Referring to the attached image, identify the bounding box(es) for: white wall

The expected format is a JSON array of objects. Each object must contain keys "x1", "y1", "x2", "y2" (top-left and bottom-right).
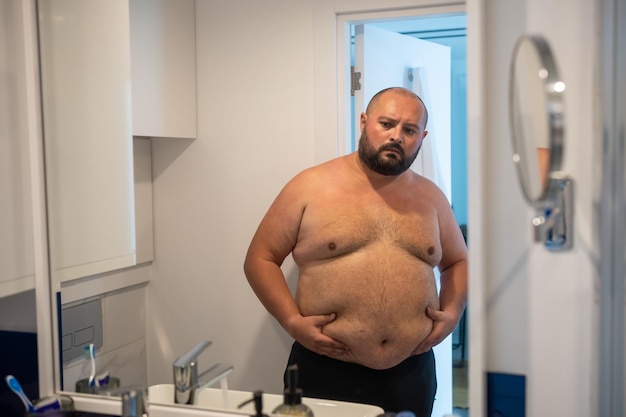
[{"x1": 147, "y1": 0, "x2": 317, "y2": 393}]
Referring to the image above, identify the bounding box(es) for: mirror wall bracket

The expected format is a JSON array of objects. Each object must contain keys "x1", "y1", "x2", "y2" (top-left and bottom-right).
[{"x1": 531, "y1": 176, "x2": 574, "y2": 250}]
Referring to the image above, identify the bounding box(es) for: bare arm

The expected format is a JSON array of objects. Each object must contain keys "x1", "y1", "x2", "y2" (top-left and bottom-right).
[
  {"x1": 243, "y1": 174, "x2": 349, "y2": 357},
  {"x1": 413, "y1": 188, "x2": 468, "y2": 354}
]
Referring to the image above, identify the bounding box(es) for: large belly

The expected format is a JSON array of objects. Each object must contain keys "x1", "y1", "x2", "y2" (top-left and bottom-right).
[{"x1": 296, "y1": 247, "x2": 440, "y2": 370}]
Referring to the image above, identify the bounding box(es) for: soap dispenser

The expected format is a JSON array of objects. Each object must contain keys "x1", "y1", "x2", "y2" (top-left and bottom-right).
[
  {"x1": 238, "y1": 390, "x2": 269, "y2": 417},
  {"x1": 272, "y1": 364, "x2": 314, "y2": 417}
]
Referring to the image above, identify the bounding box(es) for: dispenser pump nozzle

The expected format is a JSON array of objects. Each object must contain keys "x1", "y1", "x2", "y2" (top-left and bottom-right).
[
  {"x1": 237, "y1": 390, "x2": 269, "y2": 417},
  {"x1": 284, "y1": 364, "x2": 303, "y2": 405},
  {"x1": 273, "y1": 364, "x2": 314, "y2": 417}
]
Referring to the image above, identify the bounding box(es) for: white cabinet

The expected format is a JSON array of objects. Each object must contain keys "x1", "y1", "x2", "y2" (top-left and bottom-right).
[
  {"x1": 38, "y1": 0, "x2": 136, "y2": 284},
  {"x1": 130, "y1": 0, "x2": 197, "y2": 139},
  {"x1": 0, "y1": 0, "x2": 35, "y2": 297}
]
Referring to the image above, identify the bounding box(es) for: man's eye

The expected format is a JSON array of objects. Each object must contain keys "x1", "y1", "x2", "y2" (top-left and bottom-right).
[
  {"x1": 404, "y1": 128, "x2": 417, "y2": 135},
  {"x1": 381, "y1": 122, "x2": 392, "y2": 128}
]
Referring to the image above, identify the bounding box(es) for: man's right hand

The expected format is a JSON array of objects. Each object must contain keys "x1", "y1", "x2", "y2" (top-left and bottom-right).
[{"x1": 286, "y1": 312, "x2": 351, "y2": 357}]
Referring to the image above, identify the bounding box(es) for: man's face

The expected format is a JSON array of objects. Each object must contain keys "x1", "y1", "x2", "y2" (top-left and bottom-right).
[{"x1": 358, "y1": 92, "x2": 428, "y2": 176}]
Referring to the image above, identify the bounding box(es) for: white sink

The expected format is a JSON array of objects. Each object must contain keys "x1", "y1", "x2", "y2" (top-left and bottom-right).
[
  {"x1": 148, "y1": 384, "x2": 383, "y2": 417},
  {"x1": 148, "y1": 384, "x2": 177, "y2": 405}
]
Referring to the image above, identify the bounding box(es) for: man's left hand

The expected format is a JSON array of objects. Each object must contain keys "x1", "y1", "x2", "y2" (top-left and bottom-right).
[{"x1": 411, "y1": 306, "x2": 459, "y2": 355}]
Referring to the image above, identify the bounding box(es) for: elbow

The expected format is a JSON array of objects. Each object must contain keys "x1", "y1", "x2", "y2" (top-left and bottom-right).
[{"x1": 243, "y1": 250, "x2": 255, "y2": 280}]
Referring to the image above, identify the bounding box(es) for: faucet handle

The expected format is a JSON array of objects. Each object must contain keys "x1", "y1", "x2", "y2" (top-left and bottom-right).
[
  {"x1": 173, "y1": 340, "x2": 212, "y2": 404},
  {"x1": 173, "y1": 340, "x2": 212, "y2": 369}
]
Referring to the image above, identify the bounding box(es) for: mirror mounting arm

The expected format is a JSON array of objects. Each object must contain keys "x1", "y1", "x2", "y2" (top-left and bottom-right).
[{"x1": 532, "y1": 176, "x2": 574, "y2": 250}]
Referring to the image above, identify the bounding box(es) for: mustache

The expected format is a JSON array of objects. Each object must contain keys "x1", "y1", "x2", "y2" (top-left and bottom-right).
[{"x1": 379, "y1": 143, "x2": 404, "y2": 156}]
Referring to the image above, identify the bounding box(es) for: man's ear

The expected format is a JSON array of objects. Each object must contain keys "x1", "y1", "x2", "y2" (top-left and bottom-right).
[{"x1": 359, "y1": 112, "x2": 367, "y2": 131}]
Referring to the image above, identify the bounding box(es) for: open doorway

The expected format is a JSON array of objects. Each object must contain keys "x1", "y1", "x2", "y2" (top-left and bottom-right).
[{"x1": 340, "y1": 12, "x2": 468, "y2": 417}]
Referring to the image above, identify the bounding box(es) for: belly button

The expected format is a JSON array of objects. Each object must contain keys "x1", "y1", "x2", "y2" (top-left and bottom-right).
[{"x1": 380, "y1": 339, "x2": 388, "y2": 346}]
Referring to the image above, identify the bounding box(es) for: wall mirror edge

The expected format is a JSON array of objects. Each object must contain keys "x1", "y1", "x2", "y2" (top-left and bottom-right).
[{"x1": 12, "y1": 0, "x2": 483, "y2": 415}]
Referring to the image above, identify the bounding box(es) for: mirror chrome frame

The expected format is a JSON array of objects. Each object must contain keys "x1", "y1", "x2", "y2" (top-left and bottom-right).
[{"x1": 509, "y1": 34, "x2": 574, "y2": 251}]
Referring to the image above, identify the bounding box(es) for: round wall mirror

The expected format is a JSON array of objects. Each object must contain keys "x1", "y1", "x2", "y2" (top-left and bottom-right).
[{"x1": 509, "y1": 35, "x2": 565, "y2": 206}]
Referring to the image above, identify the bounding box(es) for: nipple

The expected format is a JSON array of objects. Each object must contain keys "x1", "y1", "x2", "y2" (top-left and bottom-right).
[
  {"x1": 427, "y1": 246, "x2": 435, "y2": 256},
  {"x1": 328, "y1": 242, "x2": 336, "y2": 250}
]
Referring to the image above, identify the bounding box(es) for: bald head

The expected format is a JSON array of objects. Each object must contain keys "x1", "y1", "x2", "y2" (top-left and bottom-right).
[{"x1": 365, "y1": 87, "x2": 429, "y2": 128}]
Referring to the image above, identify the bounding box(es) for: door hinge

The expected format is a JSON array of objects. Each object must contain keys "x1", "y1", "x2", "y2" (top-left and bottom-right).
[{"x1": 351, "y1": 66, "x2": 361, "y2": 96}]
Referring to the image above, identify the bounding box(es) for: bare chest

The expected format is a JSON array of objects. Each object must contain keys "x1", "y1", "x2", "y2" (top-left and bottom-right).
[{"x1": 293, "y1": 191, "x2": 442, "y2": 267}]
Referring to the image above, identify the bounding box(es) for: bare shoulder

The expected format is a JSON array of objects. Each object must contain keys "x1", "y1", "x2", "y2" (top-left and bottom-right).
[
  {"x1": 282, "y1": 156, "x2": 352, "y2": 194},
  {"x1": 259, "y1": 157, "x2": 348, "y2": 227},
  {"x1": 406, "y1": 171, "x2": 451, "y2": 209},
  {"x1": 299, "y1": 155, "x2": 351, "y2": 178}
]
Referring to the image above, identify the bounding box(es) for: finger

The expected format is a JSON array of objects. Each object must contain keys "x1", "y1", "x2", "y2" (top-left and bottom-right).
[
  {"x1": 321, "y1": 344, "x2": 352, "y2": 358},
  {"x1": 315, "y1": 312, "x2": 337, "y2": 326},
  {"x1": 412, "y1": 342, "x2": 430, "y2": 355},
  {"x1": 317, "y1": 335, "x2": 350, "y2": 351},
  {"x1": 316, "y1": 329, "x2": 350, "y2": 349},
  {"x1": 312, "y1": 341, "x2": 348, "y2": 357},
  {"x1": 320, "y1": 346, "x2": 350, "y2": 356},
  {"x1": 426, "y1": 307, "x2": 444, "y2": 321},
  {"x1": 414, "y1": 329, "x2": 444, "y2": 354}
]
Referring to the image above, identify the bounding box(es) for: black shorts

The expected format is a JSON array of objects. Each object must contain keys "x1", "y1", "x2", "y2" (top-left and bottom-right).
[{"x1": 285, "y1": 342, "x2": 437, "y2": 417}]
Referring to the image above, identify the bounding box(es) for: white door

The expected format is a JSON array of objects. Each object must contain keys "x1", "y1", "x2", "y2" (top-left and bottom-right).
[{"x1": 353, "y1": 24, "x2": 454, "y2": 417}]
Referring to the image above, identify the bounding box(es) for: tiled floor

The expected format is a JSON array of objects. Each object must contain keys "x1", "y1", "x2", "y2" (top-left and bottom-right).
[
  {"x1": 452, "y1": 361, "x2": 469, "y2": 416},
  {"x1": 451, "y1": 407, "x2": 469, "y2": 417}
]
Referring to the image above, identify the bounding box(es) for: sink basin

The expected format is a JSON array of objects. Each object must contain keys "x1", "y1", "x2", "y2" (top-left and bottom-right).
[{"x1": 148, "y1": 384, "x2": 384, "y2": 417}]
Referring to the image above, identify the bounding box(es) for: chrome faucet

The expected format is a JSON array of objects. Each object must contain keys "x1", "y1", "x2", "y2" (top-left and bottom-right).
[{"x1": 173, "y1": 340, "x2": 234, "y2": 405}]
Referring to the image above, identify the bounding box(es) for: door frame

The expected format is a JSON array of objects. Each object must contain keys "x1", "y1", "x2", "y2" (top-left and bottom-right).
[{"x1": 599, "y1": 0, "x2": 626, "y2": 415}]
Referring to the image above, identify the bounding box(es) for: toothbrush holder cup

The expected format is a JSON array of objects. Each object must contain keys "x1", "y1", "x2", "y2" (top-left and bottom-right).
[
  {"x1": 25, "y1": 394, "x2": 74, "y2": 416},
  {"x1": 75, "y1": 376, "x2": 120, "y2": 394}
]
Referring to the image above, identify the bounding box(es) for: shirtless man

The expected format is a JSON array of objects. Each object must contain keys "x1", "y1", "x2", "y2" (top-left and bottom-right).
[{"x1": 244, "y1": 87, "x2": 468, "y2": 416}]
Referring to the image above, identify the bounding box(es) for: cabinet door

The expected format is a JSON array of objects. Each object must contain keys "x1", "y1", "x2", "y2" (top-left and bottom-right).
[
  {"x1": 38, "y1": 0, "x2": 136, "y2": 283},
  {"x1": 130, "y1": 0, "x2": 197, "y2": 139},
  {"x1": 0, "y1": 0, "x2": 35, "y2": 297}
]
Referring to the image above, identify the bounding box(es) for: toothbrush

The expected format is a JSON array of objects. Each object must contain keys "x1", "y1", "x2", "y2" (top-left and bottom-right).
[
  {"x1": 95, "y1": 370, "x2": 110, "y2": 387},
  {"x1": 33, "y1": 396, "x2": 62, "y2": 412},
  {"x1": 5, "y1": 375, "x2": 36, "y2": 413},
  {"x1": 84, "y1": 343, "x2": 96, "y2": 387}
]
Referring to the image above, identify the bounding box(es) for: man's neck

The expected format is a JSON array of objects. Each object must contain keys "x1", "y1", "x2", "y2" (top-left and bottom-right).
[{"x1": 349, "y1": 152, "x2": 406, "y2": 189}]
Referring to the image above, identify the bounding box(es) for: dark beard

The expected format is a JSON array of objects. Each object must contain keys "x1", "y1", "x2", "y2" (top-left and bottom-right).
[{"x1": 357, "y1": 130, "x2": 420, "y2": 176}]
